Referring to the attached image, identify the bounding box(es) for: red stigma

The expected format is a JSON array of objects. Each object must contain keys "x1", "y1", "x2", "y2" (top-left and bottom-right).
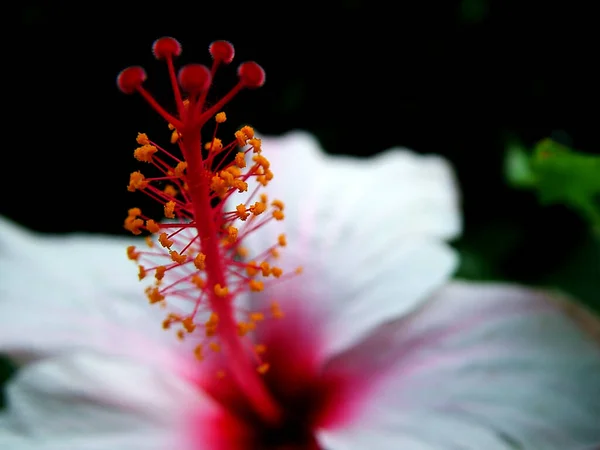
[
  {"x1": 178, "y1": 64, "x2": 212, "y2": 94},
  {"x1": 116, "y1": 66, "x2": 147, "y2": 94},
  {"x1": 210, "y1": 40, "x2": 235, "y2": 64},
  {"x1": 152, "y1": 36, "x2": 182, "y2": 60},
  {"x1": 238, "y1": 62, "x2": 266, "y2": 88}
]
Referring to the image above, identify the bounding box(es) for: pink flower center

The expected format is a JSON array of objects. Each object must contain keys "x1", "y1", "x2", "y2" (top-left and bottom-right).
[{"x1": 194, "y1": 306, "x2": 355, "y2": 450}]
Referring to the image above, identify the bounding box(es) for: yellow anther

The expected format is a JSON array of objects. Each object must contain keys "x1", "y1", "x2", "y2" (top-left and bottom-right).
[
  {"x1": 138, "y1": 265, "x2": 147, "y2": 280},
  {"x1": 128, "y1": 207, "x2": 142, "y2": 216},
  {"x1": 271, "y1": 267, "x2": 283, "y2": 278},
  {"x1": 233, "y1": 179, "x2": 248, "y2": 193},
  {"x1": 270, "y1": 301, "x2": 284, "y2": 319},
  {"x1": 250, "y1": 312, "x2": 265, "y2": 322},
  {"x1": 158, "y1": 232, "x2": 174, "y2": 249},
  {"x1": 278, "y1": 234, "x2": 287, "y2": 247},
  {"x1": 155, "y1": 266, "x2": 167, "y2": 281},
  {"x1": 124, "y1": 215, "x2": 144, "y2": 235},
  {"x1": 252, "y1": 154, "x2": 270, "y2": 169},
  {"x1": 194, "y1": 344, "x2": 204, "y2": 361},
  {"x1": 249, "y1": 138, "x2": 262, "y2": 152},
  {"x1": 226, "y1": 166, "x2": 242, "y2": 177},
  {"x1": 206, "y1": 313, "x2": 219, "y2": 327},
  {"x1": 210, "y1": 176, "x2": 228, "y2": 197},
  {"x1": 246, "y1": 261, "x2": 259, "y2": 277},
  {"x1": 250, "y1": 201, "x2": 266, "y2": 216},
  {"x1": 236, "y1": 246, "x2": 249, "y2": 258},
  {"x1": 170, "y1": 130, "x2": 180, "y2": 143},
  {"x1": 205, "y1": 138, "x2": 223, "y2": 152},
  {"x1": 194, "y1": 253, "x2": 206, "y2": 270},
  {"x1": 146, "y1": 287, "x2": 164, "y2": 304},
  {"x1": 271, "y1": 248, "x2": 280, "y2": 258},
  {"x1": 272, "y1": 200, "x2": 285, "y2": 211},
  {"x1": 205, "y1": 317, "x2": 218, "y2": 337},
  {"x1": 260, "y1": 261, "x2": 271, "y2": 276},
  {"x1": 236, "y1": 204, "x2": 250, "y2": 221},
  {"x1": 214, "y1": 284, "x2": 229, "y2": 297},
  {"x1": 136, "y1": 133, "x2": 150, "y2": 145},
  {"x1": 174, "y1": 162, "x2": 187, "y2": 177},
  {"x1": 169, "y1": 250, "x2": 187, "y2": 264},
  {"x1": 164, "y1": 201, "x2": 176, "y2": 219},
  {"x1": 127, "y1": 245, "x2": 139, "y2": 261},
  {"x1": 237, "y1": 323, "x2": 249, "y2": 336},
  {"x1": 162, "y1": 313, "x2": 180, "y2": 330},
  {"x1": 145, "y1": 236, "x2": 154, "y2": 248},
  {"x1": 257, "y1": 363, "x2": 270, "y2": 374},
  {"x1": 295, "y1": 266, "x2": 304, "y2": 274},
  {"x1": 273, "y1": 210, "x2": 285, "y2": 221},
  {"x1": 177, "y1": 330, "x2": 185, "y2": 341},
  {"x1": 182, "y1": 317, "x2": 196, "y2": 333},
  {"x1": 237, "y1": 321, "x2": 255, "y2": 336},
  {"x1": 254, "y1": 344, "x2": 267, "y2": 354},
  {"x1": 257, "y1": 175, "x2": 268, "y2": 187},
  {"x1": 220, "y1": 170, "x2": 234, "y2": 186},
  {"x1": 134, "y1": 144, "x2": 157, "y2": 162},
  {"x1": 235, "y1": 152, "x2": 246, "y2": 168},
  {"x1": 215, "y1": 112, "x2": 227, "y2": 123},
  {"x1": 163, "y1": 185, "x2": 178, "y2": 197},
  {"x1": 146, "y1": 219, "x2": 160, "y2": 233},
  {"x1": 191, "y1": 275, "x2": 205, "y2": 288},
  {"x1": 128, "y1": 171, "x2": 148, "y2": 192},
  {"x1": 241, "y1": 125, "x2": 255, "y2": 139},
  {"x1": 249, "y1": 280, "x2": 264, "y2": 292},
  {"x1": 210, "y1": 174, "x2": 224, "y2": 187},
  {"x1": 235, "y1": 129, "x2": 248, "y2": 147},
  {"x1": 227, "y1": 226, "x2": 238, "y2": 243},
  {"x1": 209, "y1": 342, "x2": 221, "y2": 352}
]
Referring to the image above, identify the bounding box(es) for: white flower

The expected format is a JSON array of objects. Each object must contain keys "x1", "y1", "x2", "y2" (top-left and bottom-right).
[{"x1": 1, "y1": 132, "x2": 599, "y2": 450}]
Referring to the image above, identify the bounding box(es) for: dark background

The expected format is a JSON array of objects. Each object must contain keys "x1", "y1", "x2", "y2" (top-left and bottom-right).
[{"x1": 4, "y1": 2, "x2": 599, "y2": 307}]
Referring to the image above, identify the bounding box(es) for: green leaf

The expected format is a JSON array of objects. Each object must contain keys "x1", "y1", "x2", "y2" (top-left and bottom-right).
[
  {"x1": 505, "y1": 142, "x2": 537, "y2": 188},
  {"x1": 505, "y1": 139, "x2": 600, "y2": 235}
]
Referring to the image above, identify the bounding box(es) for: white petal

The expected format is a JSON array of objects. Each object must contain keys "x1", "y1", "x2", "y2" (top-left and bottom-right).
[
  {"x1": 0, "y1": 216, "x2": 141, "y2": 294},
  {"x1": 319, "y1": 427, "x2": 441, "y2": 450},
  {"x1": 0, "y1": 217, "x2": 181, "y2": 365},
  {"x1": 251, "y1": 238, "x2": 457, "y2": 357},
  {"x1": 232, "y1": 132, "x2": 459, "y2": 355},
  {"x1": 236, "y1": 131, "x2": 461, "y2": 241},
  {"x1": 0, "y1": 351, "x2": 217, "y2": 450},
  {"x1": 325, "y1": 281, "x2": 600, "y2": 449}
]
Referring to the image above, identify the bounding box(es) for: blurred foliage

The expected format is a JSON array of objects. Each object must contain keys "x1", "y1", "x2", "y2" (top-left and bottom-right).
[
  {"x1": 506, "y1": 139, "x2": 600, "y2": 236},
  {"x1": 454, "y1": 138, "x2": 600, "y2": 313},
  {"x1": 459, "y1": 0, "x2": 489, "y2": 23},
  {"x1": 498, "y1": 138, "x2": 600, "y2": 312},
  {"x1": 456, "y1": 226, "x2": 600, "y2": 313}
]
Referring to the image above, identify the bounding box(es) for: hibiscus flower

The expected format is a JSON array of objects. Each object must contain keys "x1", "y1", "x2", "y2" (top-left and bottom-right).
[
  {"x1": 1, "y1": 129, "x2": 599, "y2": 449},
  {"x1": 1, "y1": 38, "x2": 599, "y2": 450}
]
